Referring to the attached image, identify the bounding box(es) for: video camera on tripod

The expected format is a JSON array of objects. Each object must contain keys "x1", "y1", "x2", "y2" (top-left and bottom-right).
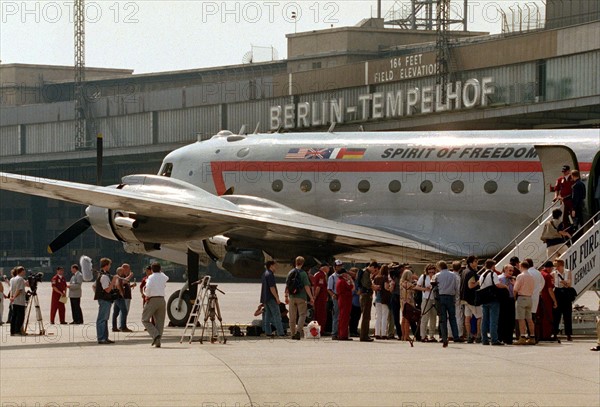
[{"x1": 26, "y1": 272, "x2": 43, "y2": 296}]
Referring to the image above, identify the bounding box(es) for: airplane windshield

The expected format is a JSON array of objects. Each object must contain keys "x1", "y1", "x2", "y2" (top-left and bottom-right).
[{"x1": 159, "y1": 163, "x2": 173, "y2": 177}]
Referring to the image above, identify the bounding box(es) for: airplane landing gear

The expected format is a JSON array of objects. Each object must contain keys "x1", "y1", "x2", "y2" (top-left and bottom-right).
[
  {"x1": 167, "y1": 249, "x2": 200, "y2": 327},
  {"x1": 167, "y1": 288, "x2": 191, "y2": 327}
]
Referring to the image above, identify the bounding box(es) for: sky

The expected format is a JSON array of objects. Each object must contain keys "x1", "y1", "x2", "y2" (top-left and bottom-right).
[{"x1": 1, "y1": 1, "x2": 546, "y2": 74}]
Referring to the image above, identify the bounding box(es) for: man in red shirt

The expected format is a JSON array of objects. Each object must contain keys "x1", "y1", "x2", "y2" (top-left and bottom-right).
[
  {"x1": 50, "y1": 266, "x2": 67, "y2": 324},
  {"x1": 312, "y1": 264, "x2": 329, "y2": 331},
  {"x1": 552, "y1": 165, "x2": 574, "y2": 225}
]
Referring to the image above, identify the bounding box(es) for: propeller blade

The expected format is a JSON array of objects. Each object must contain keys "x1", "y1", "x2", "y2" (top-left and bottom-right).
[{"x1": 48, "y1": 217, "x2": 91, "y2": 253}]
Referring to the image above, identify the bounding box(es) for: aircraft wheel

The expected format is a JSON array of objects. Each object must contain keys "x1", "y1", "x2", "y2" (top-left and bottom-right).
[{"x1": 167, "y1": 290, "x2": 191, "y2": 327}]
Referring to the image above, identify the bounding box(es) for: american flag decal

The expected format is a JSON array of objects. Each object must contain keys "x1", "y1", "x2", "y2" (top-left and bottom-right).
[{"x1": 285, "y1": 148, "x2": 309, "y2": 159}]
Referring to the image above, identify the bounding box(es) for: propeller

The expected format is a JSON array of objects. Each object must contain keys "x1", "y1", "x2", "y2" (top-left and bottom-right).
[{"x1": 47, "y1": 216, "x2": 91, "y2": 254}]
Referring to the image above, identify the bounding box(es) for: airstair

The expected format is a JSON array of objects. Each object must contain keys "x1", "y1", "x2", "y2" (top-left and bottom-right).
[
  {"x1": 496, "y1": 210, "x2": 599, "y2": 300},
  {"x1": 496, "y1": 210, "x2": 600, "y2": 334},
  {"x1": 494, "y1": 201, "x2": 561, "y2": 269}
]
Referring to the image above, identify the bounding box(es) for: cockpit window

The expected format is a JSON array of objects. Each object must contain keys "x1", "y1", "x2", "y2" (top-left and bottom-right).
[{"x1": 160, "y1": 163, "x2": 173, "y2": 177}]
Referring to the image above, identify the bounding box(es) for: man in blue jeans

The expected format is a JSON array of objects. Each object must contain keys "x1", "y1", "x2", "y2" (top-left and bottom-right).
[
  {"x1": 260, "y1": 260, "x2": 284, "y2": 337},
  {"x1": 477, "y1": 259, "x2": 508, "y2": 346},
  {"x1": 94, "y1": 258, "x2": 116, "y2": 344},
  {"x1": 432, "y1": 260, "x2": 463, "y2": 348}
]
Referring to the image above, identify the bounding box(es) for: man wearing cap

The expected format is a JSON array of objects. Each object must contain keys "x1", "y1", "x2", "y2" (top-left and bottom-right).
[
  {"x1": 142, "y1": 262, "x2": 169, "y2": 347},
  {"x1": 312, "y1": 263, "x2": 329, "y2": 332},
  {"x1": 50, "y1": 266, "x2": 67, "y2": 324},
  {"x1": 552, "y1": 165, "x2": 574, "y2": 226},
  {"x1": 327, "y1": 260, "x2": 343, "y2": 339}
]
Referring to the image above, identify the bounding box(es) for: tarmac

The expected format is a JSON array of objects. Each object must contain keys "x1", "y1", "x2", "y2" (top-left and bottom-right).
[{"x1": 1, "y1": 283, "x2": 599, "y2": 407}]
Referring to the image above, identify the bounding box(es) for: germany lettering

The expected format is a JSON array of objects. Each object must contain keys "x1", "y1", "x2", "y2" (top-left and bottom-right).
[{"x1": 568, "y1": 230, "x2": 599, "y2": 286}]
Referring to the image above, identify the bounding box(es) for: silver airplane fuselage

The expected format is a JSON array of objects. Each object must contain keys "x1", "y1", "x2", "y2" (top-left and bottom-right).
[{"x1": 160, "y1": 129, "x2": 598, "y2": 258}]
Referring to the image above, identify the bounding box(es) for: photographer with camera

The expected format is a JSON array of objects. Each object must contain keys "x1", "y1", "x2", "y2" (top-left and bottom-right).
[
  {"x1": 9, "y1": 266, "x2": 27, "y2": 336},
  {"x1": 94, "y1": 258, "x2": 117, "y2": 344}
]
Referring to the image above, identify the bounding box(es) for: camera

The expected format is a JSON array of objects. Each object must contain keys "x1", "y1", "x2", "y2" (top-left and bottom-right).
[
  {"x1": 430, "y1": 280, "x2": 439, "y2": 287},
  {"x1": 27, "y1": 272, "x2": 43, "y2": 294}
]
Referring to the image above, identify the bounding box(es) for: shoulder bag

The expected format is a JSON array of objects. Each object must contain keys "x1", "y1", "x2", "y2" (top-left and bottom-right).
[{"x1": 475, "y1": 271, "x2": 498, "y2": 305}]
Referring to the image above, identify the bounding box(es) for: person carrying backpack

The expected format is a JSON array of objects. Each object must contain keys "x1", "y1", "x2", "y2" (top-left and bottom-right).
[{"x1": 284, "y1": 256, "x2": 314, "y2": 340}]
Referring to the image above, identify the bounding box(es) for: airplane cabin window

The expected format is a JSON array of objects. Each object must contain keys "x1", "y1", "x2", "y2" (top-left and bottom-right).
[
  {"x1": 358, "y1": 180, "x2": 370, "y2": 193},
  {"x1": 160, "y1": 163, "x2": 173, "y2": 177},
  {"x1": 420, "y1": 180, "x2": 433, "y2": 193},
  {"x1": 451, "y1": 180, "x2": 465, "y2": 194},
  {"x1": 518, "y1": 180, "x2": 531, "y2": 194},
  {"x1": 389, "y1": 180, "x2": 401, "y2": 193},
  {"x1": 272, "y1": 180, "x2": 283, "y2": 192},
  {"x1": 237, "y1": 148, "x2": 250, "y2": 158},
  {"x1": 484, "y1": 180, "x2": 498, "y2": 194},
  {"x1": 329, "y1": 180, "x2": 341, "y2": 192},
  {"x1": 300, "y1": 180, "x2": 312, "y2": 192}
]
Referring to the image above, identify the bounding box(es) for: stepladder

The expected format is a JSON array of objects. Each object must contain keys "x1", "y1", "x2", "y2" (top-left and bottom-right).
[{"x1": 180, "y1": 276, "x2": 211, "y2": 344}]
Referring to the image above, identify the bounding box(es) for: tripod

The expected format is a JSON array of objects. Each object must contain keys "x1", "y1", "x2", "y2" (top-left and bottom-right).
[
  {"x1": 24, "y1": 291, "x2": 46, "y2": 335},
  {"x1": 199, "y1": 284, "x2": 227, "y2": 344}
]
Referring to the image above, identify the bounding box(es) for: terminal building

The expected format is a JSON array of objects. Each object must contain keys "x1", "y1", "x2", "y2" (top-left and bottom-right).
[{"x1": 1, "y1": 1, "x2": 599, "y2": 274}]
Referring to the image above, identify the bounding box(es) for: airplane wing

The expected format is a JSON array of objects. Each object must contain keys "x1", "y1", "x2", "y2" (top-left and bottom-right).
[{"x1": 0, "y1": 172, "x2": 443, "y2": 262}]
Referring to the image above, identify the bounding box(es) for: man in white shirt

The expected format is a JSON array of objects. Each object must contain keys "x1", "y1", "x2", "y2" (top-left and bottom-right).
[
  {"x1": 10, "y1": 266, "x2": 27, "y2": 336},
  {"x1": 526, "y1": 259, "x2": 545, "y2": 319},
  {"x1": 416, "y1": 264, "x2": 436, "y2": 342},
  {"x1": 142, "y1": 262, "x2": 169, "y2": 348}
]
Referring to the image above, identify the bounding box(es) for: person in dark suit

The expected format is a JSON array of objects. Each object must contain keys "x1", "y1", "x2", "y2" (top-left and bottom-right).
[{"x1": 570, "y1": 170, "x2": 586, "y2": 231}]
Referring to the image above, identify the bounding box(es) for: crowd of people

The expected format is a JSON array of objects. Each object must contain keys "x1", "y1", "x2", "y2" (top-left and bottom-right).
[
  {"x1": 2, "y1": 253, "x2": 598, "y2": 350},
  {"x1": 258, "y1": 254, "x2": 599, "y2": 349},
  {"x1": 1, "y1": 259, "x2": 165, "y2": 347}
]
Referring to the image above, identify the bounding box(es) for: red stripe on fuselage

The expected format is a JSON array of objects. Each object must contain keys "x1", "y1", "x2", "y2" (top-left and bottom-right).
[{"x1": 210, "y1": 160, "x2": 544, "y2": 196}]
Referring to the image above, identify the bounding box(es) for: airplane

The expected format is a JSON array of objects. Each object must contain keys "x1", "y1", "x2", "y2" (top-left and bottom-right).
[{"x1": 1, "y1": 129, "x2": 598, "y2": 325}]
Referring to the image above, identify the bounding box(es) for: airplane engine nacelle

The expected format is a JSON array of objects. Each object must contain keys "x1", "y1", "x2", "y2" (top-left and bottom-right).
[{"x1": 221, "y1": 248, "x2": 265, "y2": 279}]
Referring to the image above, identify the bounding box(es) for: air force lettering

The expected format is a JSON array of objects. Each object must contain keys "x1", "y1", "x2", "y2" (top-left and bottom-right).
[{"x1": 564, "y1": 223, "x2": 599, "y2": 298}]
